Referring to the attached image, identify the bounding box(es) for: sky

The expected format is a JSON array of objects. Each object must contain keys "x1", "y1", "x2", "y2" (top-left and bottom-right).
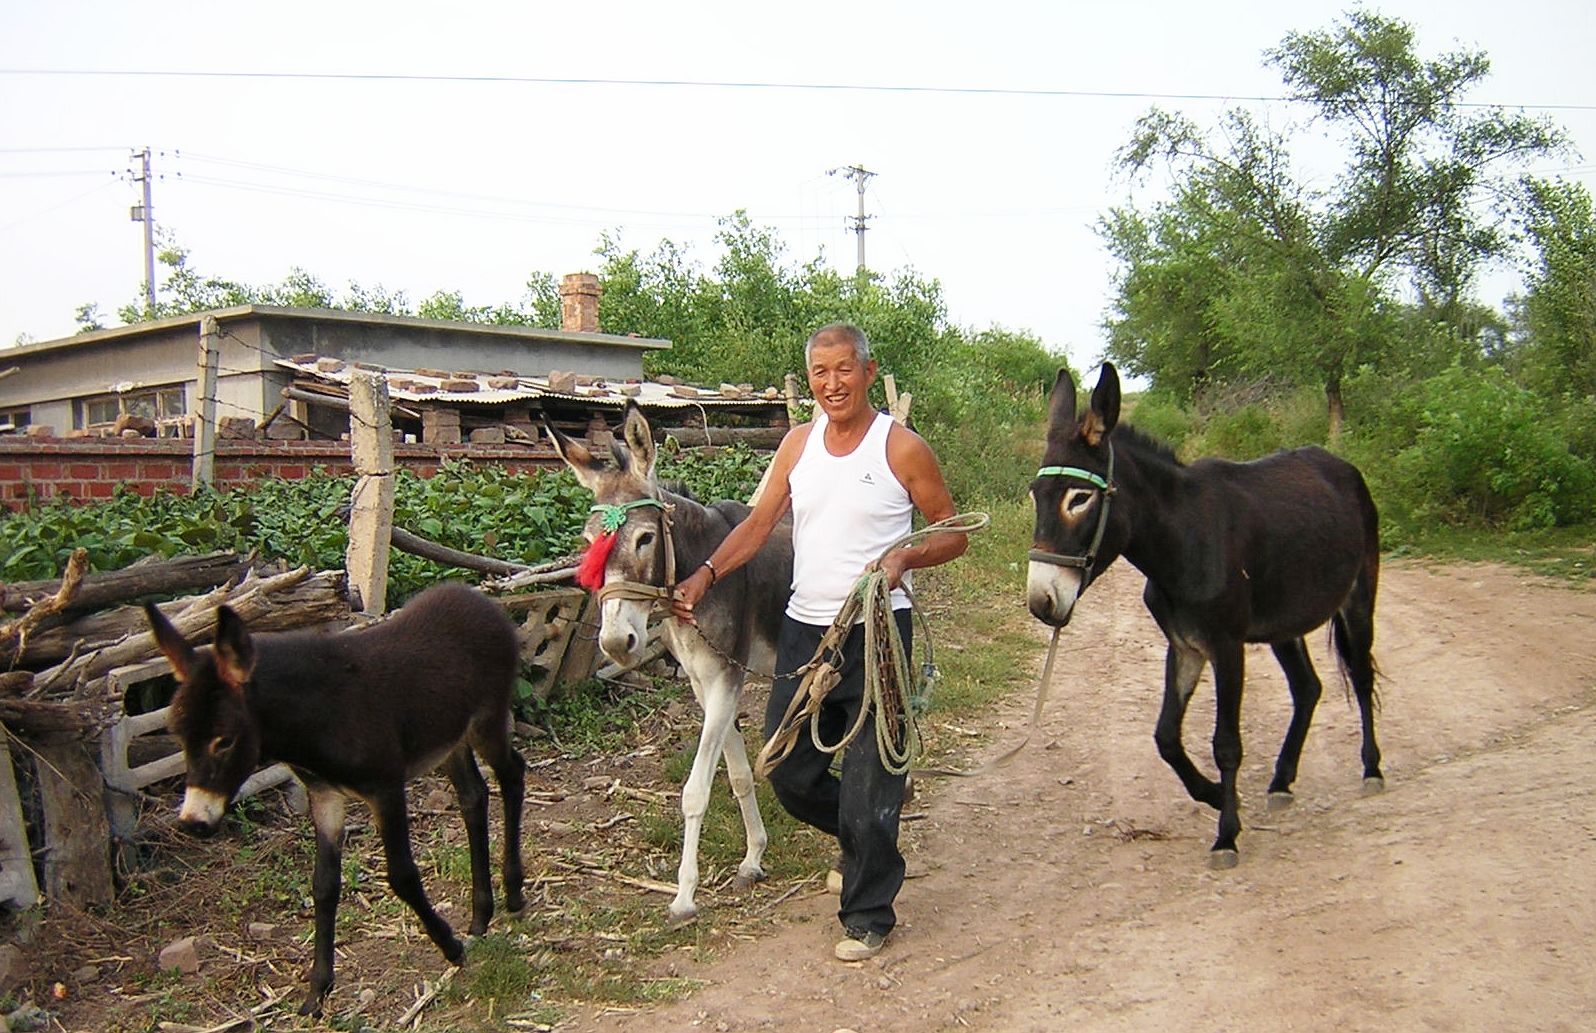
[{"x1": 1, "y1": 1, "x2": 1592, "y2": 382}]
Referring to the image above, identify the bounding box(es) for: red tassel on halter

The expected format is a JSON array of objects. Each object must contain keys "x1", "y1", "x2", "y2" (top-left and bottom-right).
[{"x1": 576, "y1": 531, "x2": 617, "y2": 591}]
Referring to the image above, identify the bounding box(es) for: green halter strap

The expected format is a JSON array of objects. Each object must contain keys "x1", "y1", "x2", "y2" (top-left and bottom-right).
[
  {"x1": 591, "y1": 497, "x2": 666, "y2": 534},
  {"x1": 1029, "y1": 443, "x2": 1116, "y2": 585}
]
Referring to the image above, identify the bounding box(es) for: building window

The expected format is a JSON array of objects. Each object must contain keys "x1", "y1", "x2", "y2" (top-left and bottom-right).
[
  {"x1": 75, "y1": 385, "x2": 188, "y2": 435},
  {"x1": 0, "y1": 407, "x2": 29, "y2": 433}
]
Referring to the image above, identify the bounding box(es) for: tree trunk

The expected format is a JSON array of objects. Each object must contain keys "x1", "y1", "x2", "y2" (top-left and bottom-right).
[{"x1": 1326, "y1": 378, "x2": 1346, "y2": 442}]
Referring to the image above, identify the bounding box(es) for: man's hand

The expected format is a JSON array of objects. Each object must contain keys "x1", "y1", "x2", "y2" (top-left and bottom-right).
[
  {"x1": 876, "y1": 548, "x2": 911, "y2": 591},
  {"x1": 671, "y1": 566, "x2": 713, "y2": 624}
]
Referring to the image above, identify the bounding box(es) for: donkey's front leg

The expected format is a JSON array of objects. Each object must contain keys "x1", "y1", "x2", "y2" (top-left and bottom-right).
[
  {"x1": 719, "y1": 682, "x2": 768, "y2": 891},
  {"x1": 370, "y1": 787, "x2": 465, "y2": 963},
  {"x1": 302, "y1": 781, "x2": 347, "y2": 1017},
  {"x1": 670, "y1": 675, "x2": 740, "y2": 923},
  {"x1": 1208, "y1": 643, "x2": 1247, "y2": 869},
  {"x1": 1153, "y1": 640, "x2": 1221, "y2": 809}
]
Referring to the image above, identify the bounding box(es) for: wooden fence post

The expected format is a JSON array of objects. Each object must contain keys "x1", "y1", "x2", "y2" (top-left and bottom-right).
[
  {"x1": 192, "y1": 315, "x2": 219, "y2": 489},
  {"x1": 783, "y1": 373, "x2": 802, "y2": 427},
  {"x1": 346, "y1": 371, "x2": 394, "y2": 615},
  {"x1": 0, "y1": 724, "x2": 40, "y2": 909}
]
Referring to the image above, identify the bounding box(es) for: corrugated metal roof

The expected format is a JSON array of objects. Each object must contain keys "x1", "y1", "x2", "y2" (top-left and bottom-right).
[{"x1": 275, "y1": 357, "x2": 786, "y2": 409}]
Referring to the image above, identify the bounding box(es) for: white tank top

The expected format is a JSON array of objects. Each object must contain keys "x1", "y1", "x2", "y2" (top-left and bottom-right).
[{"x1": 786, "y1": 411, "x2": 914, "y2": 623}]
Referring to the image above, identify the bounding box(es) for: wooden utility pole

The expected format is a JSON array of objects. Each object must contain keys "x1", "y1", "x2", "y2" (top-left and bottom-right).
[
  {"x1": 191, "y1": 316, "x2": 219, "y2": 490},
  {"x1": 345, "y1": 371, "x2": 394, "y2": 615}
]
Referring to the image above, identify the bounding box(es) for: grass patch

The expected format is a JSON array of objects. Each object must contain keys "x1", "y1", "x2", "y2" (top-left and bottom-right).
[
  {"x1": 914, "y1": 496, "x2": 1043, "y2": 717},
  {"x1": 1388, "y1": 523, "x2": 1596, "y2": 584},
  {"x1": 527, "y1": 676, "x2": 689, "y2": 755}
]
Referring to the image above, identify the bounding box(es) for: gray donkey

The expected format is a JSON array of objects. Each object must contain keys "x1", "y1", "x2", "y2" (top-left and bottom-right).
[{"x1": 549, "y1": 401, "x2": 794, "y2": 922}]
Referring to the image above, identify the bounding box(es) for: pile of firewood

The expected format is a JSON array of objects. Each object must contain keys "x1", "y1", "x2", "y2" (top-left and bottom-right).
[{"x1": 2, "y1": 551, "x2": 350, "y2": 732}]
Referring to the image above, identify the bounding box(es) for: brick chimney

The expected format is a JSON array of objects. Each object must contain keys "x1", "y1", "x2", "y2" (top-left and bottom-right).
[{"x1": 559, "y1": 272, "x2": 601, "y2": 333}]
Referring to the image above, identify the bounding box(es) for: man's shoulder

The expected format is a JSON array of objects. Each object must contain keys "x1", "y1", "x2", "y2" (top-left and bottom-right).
[{"x1": 884, "y1": 419, "x2": 932, "y2": 458}]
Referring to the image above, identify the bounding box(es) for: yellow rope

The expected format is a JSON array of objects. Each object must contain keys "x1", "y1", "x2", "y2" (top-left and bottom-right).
[{"x1": 755, "y1": 512, "x2": 990, "y2": 779}]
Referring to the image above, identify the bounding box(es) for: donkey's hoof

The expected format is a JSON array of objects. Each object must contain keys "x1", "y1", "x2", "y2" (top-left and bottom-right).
[
  {"x1": 1266, "y1": 791, "x2": 1295, "y2": 812},
  {"x1": 732, "y1": 867, "x2": 766, "y2": 892},
  {"x1": 1208, "y1": 848, "x2": 1239, "y2": 870},
  {"x1": 1362, "y1": 776, "x2": 1386, "y2": 796},
  {"x1": 667, "y1": 901, "x2": 699, "y2": 927}
]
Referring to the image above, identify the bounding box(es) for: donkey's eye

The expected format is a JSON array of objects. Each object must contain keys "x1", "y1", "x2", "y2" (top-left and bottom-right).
[
  {"x1": 210, "y1": 735, "x2": 237, "y2": 755},
  {"x1": 1064, "y1": 489, "x2": 1095, "y2": 514},
  {"x1": 635, "y1": 530, "x2": 656, "y2": 549}
]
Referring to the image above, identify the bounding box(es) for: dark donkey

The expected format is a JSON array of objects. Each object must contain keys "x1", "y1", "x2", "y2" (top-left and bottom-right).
[
  {"x1": 548, "y1": 401, "x2": 794, "y2": 923},
  {"x1": 1027, "y1": 363, "x2": 1383, "y2": 867},
  {"x1": 144, "y1": 582, "x2": 526, "y2": 1016}
]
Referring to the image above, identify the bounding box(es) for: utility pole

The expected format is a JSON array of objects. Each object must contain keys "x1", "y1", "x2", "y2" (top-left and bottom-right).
[
  {"x1": 828, "y1": 164, "x2": 875, "y2": 277},
  {"x1": 129, "y1": 148, "x2": 156, "y2": 314}
]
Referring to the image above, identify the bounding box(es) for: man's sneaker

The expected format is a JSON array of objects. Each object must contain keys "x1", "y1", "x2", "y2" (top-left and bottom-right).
[
  {"x1": 825, "y1": 854, "x2": 843, "y2": 895},
  {"x1": 834, "y1": 929, "x2": 887, "y2": 962}
]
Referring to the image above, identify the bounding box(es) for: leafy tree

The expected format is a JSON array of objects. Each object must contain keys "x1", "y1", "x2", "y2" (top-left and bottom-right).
[
  {"x1": 1513, "y1": 178, "x2": 1596, "y2": 398},
  {"x1": 1104, "y1": 9, "x2": 1569, "y2": 434}
]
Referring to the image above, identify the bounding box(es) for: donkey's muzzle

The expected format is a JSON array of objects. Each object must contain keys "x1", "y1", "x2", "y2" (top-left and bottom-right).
[
  {"x1": 1026, "y1": 560, "x2": 1082, "y2": 628},
  {"x1": 177, "y1": 785, "x2": 228, "y2": 835}
]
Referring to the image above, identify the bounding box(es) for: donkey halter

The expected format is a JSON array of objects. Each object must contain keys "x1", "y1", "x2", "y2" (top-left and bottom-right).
[
  {"x1": 1028, "y1": 442, "x2": 1116, "y2": 585},
  {"x1": 591, "y1": 498, "x2": 678, "y2": 608}
]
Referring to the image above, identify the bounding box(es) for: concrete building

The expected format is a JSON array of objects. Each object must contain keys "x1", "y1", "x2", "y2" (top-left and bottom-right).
[{"x1": 0, "y1": 273, "x2": 667, "y2": 437}]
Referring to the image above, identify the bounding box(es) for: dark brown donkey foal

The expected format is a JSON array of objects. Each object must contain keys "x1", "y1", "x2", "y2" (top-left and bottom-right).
[{"x1": 145, "y1": 582, "x2": 526, "y2": 1017}]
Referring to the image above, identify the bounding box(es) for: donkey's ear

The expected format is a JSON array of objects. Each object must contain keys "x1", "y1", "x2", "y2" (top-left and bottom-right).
[
  {"x1": 621, "y1": 401, "x2": 657, "y2": 478},
  {"x1": 1045, "y1": 368, "x2": 1078, "y2": 447},
  {"x1": 544, "y1": 416, "x2": 607, "y2": 492},
  {"x1": 144, "y1": 602, "x2": 196, "y2": 683},
  {"x1": 1083, "y1": 362, "x2": 1122, "y2": 446},
  {"x1": 212, "y1": 606, "x2": 256, "y2": 695}
]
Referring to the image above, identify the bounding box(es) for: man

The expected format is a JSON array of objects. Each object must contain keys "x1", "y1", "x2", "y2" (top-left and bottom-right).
[{"x1": 671, "y1": 322, "x2": 967, "y2": 961}]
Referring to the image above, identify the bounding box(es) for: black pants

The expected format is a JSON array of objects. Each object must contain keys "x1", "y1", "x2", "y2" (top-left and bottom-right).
[{"x1": 764, "y1": 611, "x2": 912, "y2": 938}]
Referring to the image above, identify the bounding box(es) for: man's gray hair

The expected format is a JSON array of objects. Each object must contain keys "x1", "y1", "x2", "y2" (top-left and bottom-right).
[{"x1": 804, "y1": 323, "x2": 872, "y2": 365}]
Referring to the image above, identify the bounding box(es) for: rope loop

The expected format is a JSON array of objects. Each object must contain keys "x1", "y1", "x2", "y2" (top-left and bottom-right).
[{"x1": 755, "y1": 511, "x2": 990, "y2": 779}]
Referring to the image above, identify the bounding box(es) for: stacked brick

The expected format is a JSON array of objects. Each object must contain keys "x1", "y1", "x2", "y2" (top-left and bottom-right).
[{"x1": 0, "y1": 436, "x2": 559, "y2": 510}]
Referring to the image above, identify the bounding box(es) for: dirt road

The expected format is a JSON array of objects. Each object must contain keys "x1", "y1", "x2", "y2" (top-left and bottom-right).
[{"x1": 568, "y1": 560, "x2": 1596, "y2": 1033}]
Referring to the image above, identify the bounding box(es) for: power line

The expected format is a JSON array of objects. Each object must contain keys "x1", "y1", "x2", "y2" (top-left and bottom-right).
[
  {"x1": 0, "y1": 145, "x2": 129, "y2": 154},
  {"x1": 176, "y1": 152, "x2": 745, "y2": 219},
  {"x1": 2, "y1": 67, "x2": 1593, "y2": 111},
  {"x1": 0, "y1": 179, "x2": 119, "y2": 233}
]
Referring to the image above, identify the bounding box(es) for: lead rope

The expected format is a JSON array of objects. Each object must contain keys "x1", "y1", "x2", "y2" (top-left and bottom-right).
[{"x1": 754, "y1": 511, "x2": 991, "y2": 779}]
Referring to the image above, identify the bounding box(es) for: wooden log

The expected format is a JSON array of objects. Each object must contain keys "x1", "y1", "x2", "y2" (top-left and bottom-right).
[
  {"x1": 32, "y1": 738, "x2": 114, "y2": 908},
  {"x1": 0, "y1": 548, "x2": 88, "y2": 656},
  {"x1": 0, "y1": 697, "x2": 92, "y2": 741},
  {"x1": 389, "y1": 526, "x2": 532, "y2": 577},
  {"x1": 0, "y1": 671, "x2": 34, "y2": 697},
  {"x1": 31, "y1": 567, "x2": 346, "y2": 698},
  {"x1": 656, "y1": 425, "x2": 787, "y2": 449},
  {"x1": 0, "y1": 724, "x2": 40, "y2": 908},
  {"x1": 1, "y1": 550, "x2": 254, "y2": 614},
  {"x1": 480, "y1": 556, "x2": 581, "y2": 594},
  {"x1": 19, "y1": 567, "x2": 348, "y2": 669}
]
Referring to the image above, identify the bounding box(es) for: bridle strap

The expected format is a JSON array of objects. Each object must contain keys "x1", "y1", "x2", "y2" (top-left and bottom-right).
[
  {"x1": 592, "y1": 498, "x2": 678, "y2": 609},
  {"x1": 1030, "y1": 443, "x2": 1116, "y2": 584}
]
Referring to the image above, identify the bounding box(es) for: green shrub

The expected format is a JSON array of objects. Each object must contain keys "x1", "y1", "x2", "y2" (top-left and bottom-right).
[
  {"x1": 1122, "y1": 389, "x2": 1195, "y2": 449},
  {"x1": 1192, "y1": 403, "x2": 1283, "y2": 460},
  {"x1": 1369, "y1": 366, "x2": 1596, "y2": 531}
]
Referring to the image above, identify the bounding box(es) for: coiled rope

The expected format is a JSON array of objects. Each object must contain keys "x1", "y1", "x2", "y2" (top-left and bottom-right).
[{"x1": 754, "y1": 511, "x2": 990, "y2": 779}]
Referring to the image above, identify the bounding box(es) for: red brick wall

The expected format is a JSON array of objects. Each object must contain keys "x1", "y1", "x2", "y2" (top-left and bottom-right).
[{"x1": 0, "y1": 437, "x2": 563, "y2": 509}]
